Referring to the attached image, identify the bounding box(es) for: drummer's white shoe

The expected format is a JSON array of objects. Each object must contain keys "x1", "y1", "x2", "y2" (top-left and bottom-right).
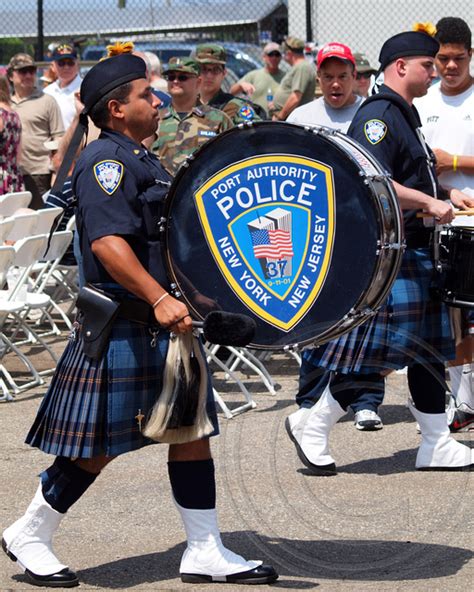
[
  {"x1": 285, "y1": 385, "x2": 346, "y2": 475},
  {"x1": 176, "y1": 503, "x2": 278, "y2": 584},
  {"x1": 409, "y1": 401, "x2": 474, "y2": 470},
  {"x1": 2, "y1": 483, "x2": 78, "y2": 587}
]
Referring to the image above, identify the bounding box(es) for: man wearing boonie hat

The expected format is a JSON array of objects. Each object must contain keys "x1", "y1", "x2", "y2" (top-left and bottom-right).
[
  {"x1": 8, "y1": 52, "x2": 64, "y2": 208},
  {"x1": 195, "y1": 43, "x2": 263, "y2": 123},
  {"x1": 353, "y1": 52, "x2": 377, "y2": 98},
  {"x1": 271, "y1": 36, "x2": 316, "y2": 120},
  {"x1": 229, "y1": 42, "x2": 285, "y2": 113},
  {"x1": 286, "y1": 25, "x2": 474, "y2": 475},
  {"x1": 44, "y1": 44, "x2": 82, "y2": 129},
  {"x1": 288, "y1": 42, "x2": 363, "y2": 133},
  {"x1": 2, "y1": 45, "x2": 278, "y2": 588},
  {"x1": 152, "y1": 56, "x2": 233, "y2": 175}
]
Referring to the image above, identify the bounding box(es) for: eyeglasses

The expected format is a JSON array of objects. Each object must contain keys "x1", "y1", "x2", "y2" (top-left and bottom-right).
[
  {"x1": 17, "y1": 67, "x2": 37, "y2": 75},
  {"x1": 200, "y1": 66, "x2": 224, "y2": 76},
  {"x1": 356, "y1": 72, "x2": 372, "y2": 80},
  {"x1": 166, "y1": 73, "x2": 194, "y2": 82},
  {"x1": 266, "y1": 52, "x2": 282, "y2": 58},
  {"x1": 57, "y1": 59, "x2": 76, "y2": 67}
]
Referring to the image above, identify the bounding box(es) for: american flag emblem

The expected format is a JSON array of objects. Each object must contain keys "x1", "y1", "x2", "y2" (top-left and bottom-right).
[{"x1": 251, "y1": 228, "x2": 294, "y2": 259}]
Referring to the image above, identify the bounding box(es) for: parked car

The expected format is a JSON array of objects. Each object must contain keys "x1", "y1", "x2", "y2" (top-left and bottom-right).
[{"x1": 82, "y1": 40, "x2": 267, "y2": 78}]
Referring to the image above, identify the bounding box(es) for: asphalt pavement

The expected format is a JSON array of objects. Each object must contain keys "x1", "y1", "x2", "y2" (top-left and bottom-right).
[{"x1": 0, "y1": 339, "x2": 472, "y2": 591}]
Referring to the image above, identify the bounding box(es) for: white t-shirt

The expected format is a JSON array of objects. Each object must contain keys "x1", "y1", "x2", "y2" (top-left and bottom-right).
[
  {"x1": 416, "y1": 82, "x2": 473, "y2": 197},
  {"x1": 287, "y1": 94, "x2": 363, "y2": 133},
  {"x1": 44, "y1": 73, "x2": 82, "y2": 130}
]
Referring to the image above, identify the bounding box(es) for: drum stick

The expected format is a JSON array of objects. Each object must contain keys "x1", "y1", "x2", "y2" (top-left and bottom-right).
[{"x1": 416, "y1": 209, "x2": 474, "y2": 218}]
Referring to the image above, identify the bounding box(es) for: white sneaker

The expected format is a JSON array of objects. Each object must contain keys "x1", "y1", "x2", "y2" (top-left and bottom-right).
[{"x1": 354, "y1": 410, "x2": 383, "y2": 431}]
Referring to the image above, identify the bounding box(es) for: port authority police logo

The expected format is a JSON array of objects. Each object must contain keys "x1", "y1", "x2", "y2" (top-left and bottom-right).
[
  {"x1": 364, "y1": 119, "x2": 387, "y2": 145},
  {"x1": 194, "y1": 155, "x2": 335, "y2": 331},
  {"x1": 93, "y1": 160, "x2": 123, "y2": 195}
]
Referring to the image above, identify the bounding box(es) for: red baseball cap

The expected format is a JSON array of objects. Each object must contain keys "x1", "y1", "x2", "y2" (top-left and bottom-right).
[{"x1": 317, "y1": 42, "x2": 355, "y2": 68}]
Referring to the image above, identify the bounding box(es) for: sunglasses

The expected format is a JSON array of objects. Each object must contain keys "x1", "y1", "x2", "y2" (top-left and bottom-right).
[
  {"x1": 267, "y1": 51, "x2": 281, "y2": 57},
  {"x1": 166, "y1": 73, "x2": 194, "y2": 82},
  {"x1": 356, "y1": 72, "x2": 372, "y2": 80},
  {"x1": 57, "y1": 59, "x2": 76, "y2": 67},
  {"x1": 17, "y1": 67, "x2": 37, "y2": 75},
  {"x1": 201, "y1": 66, "x2": 224, "y2": 76}
]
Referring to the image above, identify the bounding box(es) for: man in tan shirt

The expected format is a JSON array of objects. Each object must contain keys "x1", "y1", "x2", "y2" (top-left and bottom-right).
[
  {"x1": 9, "y1": 53, "x2": 64, "y2": 209},
  {"x1": 271, "y1": 37, "x2": 316, "y2": 120}
]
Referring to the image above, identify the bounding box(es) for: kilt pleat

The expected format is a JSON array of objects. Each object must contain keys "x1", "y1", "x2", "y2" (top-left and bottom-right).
[
  {"x1": 304, "y1": 248, "x2": 455, "y2": 374},
  {"x1": 26, "y1": 319, "x2": 218, "y2": 459}
]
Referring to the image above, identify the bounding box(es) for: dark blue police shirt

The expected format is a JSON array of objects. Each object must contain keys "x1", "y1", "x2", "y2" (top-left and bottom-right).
[
  {"x1": 348, "y1": 85, "x2": 441, "y2": 245},
  {"x1": 72, "y1": 129, "x2": 172, "y2": 286}
]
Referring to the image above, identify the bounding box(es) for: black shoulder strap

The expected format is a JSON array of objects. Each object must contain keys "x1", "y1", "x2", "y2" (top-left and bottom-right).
[
  {"x1": 44, "y1": 112, "x2": 89, "y2": 257},
  {"x1": 362, "y1": 92, "x2": 420, "y2": 131}
]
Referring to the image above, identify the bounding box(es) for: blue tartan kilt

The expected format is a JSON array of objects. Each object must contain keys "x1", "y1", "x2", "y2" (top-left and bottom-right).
[
  {"x1": 303, "y1": 248, "x2": 455, "y2": 374},
  {"x1": 26, "y1": 319, "x2": 219, "y2": 459}
]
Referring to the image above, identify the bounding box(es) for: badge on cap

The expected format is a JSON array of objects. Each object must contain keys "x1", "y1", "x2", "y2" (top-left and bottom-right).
[
  {"x1": 94, "y1": 160, "x2": 124, "y2": 195},
  {"x1": 238, "y1": 105, "x2": 255, "y2": 121},
  {"x1": 364, "y1": 119, "x2": 387, "y2": 145}
]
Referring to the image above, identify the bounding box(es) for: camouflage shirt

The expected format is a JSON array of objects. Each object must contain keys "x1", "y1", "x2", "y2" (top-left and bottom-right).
[
  {"x1": 207, "y1": 89, "x2": 265, "y2": 124},
  {"x1": 152, "y1": 103, "x2": 233, "y2": 175}
]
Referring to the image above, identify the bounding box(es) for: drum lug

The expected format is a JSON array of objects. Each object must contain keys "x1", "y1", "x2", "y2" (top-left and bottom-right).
[
  {"x1": 376, "y1": 240, "x2": 405, "y2": 254},
  {"x1": 342, "y1": 307, "x2": 375, "y2": 324},
  {"x1": 158, "y1": 216, "x2": 167, "y2": 233},
  {"x1": 170, "y1": 283, "x2": 182, "y2": 298}
]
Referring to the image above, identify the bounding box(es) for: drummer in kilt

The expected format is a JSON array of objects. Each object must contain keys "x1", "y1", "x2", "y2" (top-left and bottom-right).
[
  {"x1": 1, "y1": 48, "x2": 277, "y2": 588},
  {"x1": 286, "y1": 27, "x2": 474, "y2": 474}
]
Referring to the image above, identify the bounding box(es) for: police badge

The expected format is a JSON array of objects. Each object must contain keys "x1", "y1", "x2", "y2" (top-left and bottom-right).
[
  {"x1": 194, "y1": 155, "x2": 335, "y2": 331},
  {"x1": 94, "y1": 160, "x2": 124, "y2": 195},
  {"x1": 364, "y1": 119, "x2": 387, "y2": 145}
]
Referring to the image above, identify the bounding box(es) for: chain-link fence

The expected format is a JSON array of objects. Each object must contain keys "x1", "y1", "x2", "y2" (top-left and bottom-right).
[{"x1": 0, "y1": 0, "x2": 472, "y2": 66}]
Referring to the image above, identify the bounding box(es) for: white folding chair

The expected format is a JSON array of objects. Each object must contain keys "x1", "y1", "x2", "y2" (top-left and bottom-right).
[
  {"x1": 0, "y1": 191, "x2": 32, "y2": 217},
  {"x1": 0, "y1": 217, "x2": 15, "y2": 244},
  {"x1": 0, "y1": 244, "x2": 45, "y2": 399},
  {"x1": 29, "y1": 230, "x2": 75, "y2": 331},
  {"x1": 5, "y1": 212, "x2": 39, "y2": 242},
  {"x1": 35, "y1": 207, "x2": 64, "y2": 235},
  {"x1": 0, "y1": 235, "x2": 60, "y2": 393}
]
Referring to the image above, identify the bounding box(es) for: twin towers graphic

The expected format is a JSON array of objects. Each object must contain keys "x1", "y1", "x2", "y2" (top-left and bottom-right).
[{"x1": 248, "y1": 207, "x2": 294, "y2": 279}]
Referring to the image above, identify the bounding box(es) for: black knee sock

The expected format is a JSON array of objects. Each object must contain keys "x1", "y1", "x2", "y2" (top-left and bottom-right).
[
  {"x1": 408, "y1": 363, "x2": 447, "y2": 414},
  {"x1": 168, "y1": 459, "x2": 216, "y2": 509},
  {"x1": 40, "y1": 457, "x2": 99, "y2": 514}
]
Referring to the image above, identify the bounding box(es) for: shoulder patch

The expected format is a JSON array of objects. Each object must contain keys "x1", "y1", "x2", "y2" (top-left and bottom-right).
[
  {"x1": 364, "y1": 119, "x2": 387, "y2": 145},
  {"x1": 93, "y1": 160, "x2": 124, "y2": 195},
  {"x1": 238, "y1": 104, "x2": 255, "y2": 121}
]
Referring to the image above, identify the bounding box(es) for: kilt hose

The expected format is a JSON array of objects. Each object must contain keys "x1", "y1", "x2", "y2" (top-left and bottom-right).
[
  {"x1": 26, "y1": 319, "x2": 218, "y2": 459},
  {"x1": 303, "y1": 247, "x2": 455, "y2": 374}
]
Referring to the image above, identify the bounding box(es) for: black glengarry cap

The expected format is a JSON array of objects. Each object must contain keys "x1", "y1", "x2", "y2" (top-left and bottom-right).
[
  {"x1": 378, "y1": 31, "x2": 439, "y2": 71},
  {"x1": 80, "y1": 53, "x2": 147, "y2": 114}
]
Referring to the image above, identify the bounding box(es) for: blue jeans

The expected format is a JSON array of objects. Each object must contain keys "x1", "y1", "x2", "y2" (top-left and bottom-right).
[{"x1": 297, "y1": 359, "x2": 384, "y2": 413}]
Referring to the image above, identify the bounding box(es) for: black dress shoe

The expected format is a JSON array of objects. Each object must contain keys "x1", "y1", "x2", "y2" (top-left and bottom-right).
[
  {"x1": 285, "y1": 417, "x2": 337, "y2": 476},
  {"x1": 181, "y1": 564, "x2": 278, "y2": 584},
  {"x1": 2, "y1": 537, "x2": 79, "y2": 588}
]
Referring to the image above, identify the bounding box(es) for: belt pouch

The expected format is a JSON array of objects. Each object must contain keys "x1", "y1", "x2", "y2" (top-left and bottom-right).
[{"x1": 76, "y1": 284, "x2": 121, "y2": 360}]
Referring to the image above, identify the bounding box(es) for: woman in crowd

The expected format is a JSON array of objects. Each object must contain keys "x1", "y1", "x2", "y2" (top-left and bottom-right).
[{"x1": 0, "y1": 75, "x2": 24, "y2": 195}]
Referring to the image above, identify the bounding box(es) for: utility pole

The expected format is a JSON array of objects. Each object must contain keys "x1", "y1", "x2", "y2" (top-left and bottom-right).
[
  {"x1": 305, "y1": 0, "x2": 313, "y2": 42},
  {"x1": 36, "y1": 0, "x2": 44, "y2": 60}
]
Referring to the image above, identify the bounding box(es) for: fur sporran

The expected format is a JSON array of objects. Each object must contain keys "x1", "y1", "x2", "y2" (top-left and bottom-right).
[{"x1": 143, "y1": 332, "x2": 214, "y2": 444}]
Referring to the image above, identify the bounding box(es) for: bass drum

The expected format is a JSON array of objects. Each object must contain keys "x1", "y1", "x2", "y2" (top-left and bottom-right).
[{"x1": 163, "y1": 122, "x2": 404, "y2": 349}]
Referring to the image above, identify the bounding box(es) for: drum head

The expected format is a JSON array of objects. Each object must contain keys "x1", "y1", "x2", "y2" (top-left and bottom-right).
[{"x1": 164, "y1": 122, "x2": 391, "y2": 348}]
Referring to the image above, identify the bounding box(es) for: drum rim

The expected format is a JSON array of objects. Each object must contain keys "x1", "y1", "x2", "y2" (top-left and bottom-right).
[{"x1": 162, "y1": 122, "x2": 404, "y2": 349}]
